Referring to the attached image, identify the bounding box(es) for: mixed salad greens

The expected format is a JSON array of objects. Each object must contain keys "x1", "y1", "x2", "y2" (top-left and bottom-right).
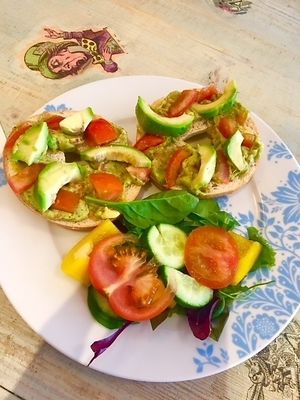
[{"x1": 61, "y1": 189, "x2": 276, "y2": 366}]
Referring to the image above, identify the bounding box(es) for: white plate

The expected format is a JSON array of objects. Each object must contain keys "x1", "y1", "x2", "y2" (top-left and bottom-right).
[{"x1": 0, "y1": 76, "x2": 299, "y2": 382}]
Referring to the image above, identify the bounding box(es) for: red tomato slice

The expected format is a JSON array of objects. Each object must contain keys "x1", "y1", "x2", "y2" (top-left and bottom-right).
[
  {"x1": 184, "y1": 226, "x2": 239, "y2": 289},
  {"x1": 89, "y1": 234, "x2": 129, "y2": 293},
  {"x1": 165, "y1": 148, "x2": 190, "y2": 189},
  {"x1": 126, "y1": 166, "x2": 151, "y2": 183},
  {"x1": 242, "y1": 133, "x2": 256, "y2": 149},
  {"x1": 218, "y1": 117, "x2": 238, "y2": 138},
  {"x1": 196, "y1": 85, "x2": 218, "y2": 103},
  {"x1": 52, "y1": 189, "x2": 81, "y2": 213},
  {"x1": 134, "y1": 134, "x2": 165, "y2": 151},
  {"x1": 90, "y1": 172, "x2": 123, "y2": 201},
  {"x1": 85, "y1": 118, "x2": 118, "y2": 146},
  {"x1": 109, "y1": 277, "x2": 174, "y2": 322},
  {"x1": 168, "y1": 89, "x2": 199, "y2": 117},
  {"x1": 46, "y1": 115, "x2": 65, "y2": 130},
  {"x1": 214, "y1": 149, "x2": 230, "y2": 184},
  {"x1": 8, "y1": 164, "x2": 45, "y2": 194},
  {"x1": 89, "y1": 234, "x2": 174, "y2": 321},
  {"x1": 3, "y1": 123, "x2": 32, "y2": 157}
]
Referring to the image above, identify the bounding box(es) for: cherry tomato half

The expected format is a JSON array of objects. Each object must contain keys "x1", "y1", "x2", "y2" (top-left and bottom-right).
[{"x1": 184, "y1": 226, "x2": 239, "y2": 289}]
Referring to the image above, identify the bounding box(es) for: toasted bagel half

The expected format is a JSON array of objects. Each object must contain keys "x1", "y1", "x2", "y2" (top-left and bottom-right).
[
  {"x1": 135, "y1": 83, "x2": 263, "y2": 199},
  {"x1": 3, "y1": 110, "x2": 151, "y2": 230}
]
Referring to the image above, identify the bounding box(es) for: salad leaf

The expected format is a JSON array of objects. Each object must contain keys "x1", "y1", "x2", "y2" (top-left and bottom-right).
[
  {"x1": 218, "y1": 280, "x2": 275, "y2": 302},
  {"x1": 247, "y1": 227, "x2": 276, "y2": 271},
  {"x1": 86, "y1": 190, "x2": 199, "y2": 228},
  {"x1": 176, "y1": 199, "x2": 239, "y2": 233},
  {"x1": 210, "y1": 310, "x2": 230, "y2": 342},
  {"x1": 190, "y1": 199, "x2": 239, "y2": 230},
  {"x1": 186, "y1": 298, "x2": 220, "y2": 340},
  {"x1": 88, "y1": 321, "x2": 132, "y2": 366},
  {"x1": 210, "y1": 280, "x2": 275, "y2": 341},
  {"x1": 150, "y1": 304, "x2": 186, "y2": 331}
]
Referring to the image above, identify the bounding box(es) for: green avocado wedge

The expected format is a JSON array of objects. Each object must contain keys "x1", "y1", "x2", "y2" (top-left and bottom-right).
[
  {"x1": 135, "y1": 96, "x2": 194, "y2": 137},
  {"x1": 80, "y1": 145, "x2": 152, "y2": 168},
  {"x1": 12, "y1": 122, "x2": 49, "y2": 166},
  {"x1": 191, "y1": 80, "x2": 237, "y2": 118},
  {"x1": 36, "y1": 161, "x2": 81, "y2": 212}
]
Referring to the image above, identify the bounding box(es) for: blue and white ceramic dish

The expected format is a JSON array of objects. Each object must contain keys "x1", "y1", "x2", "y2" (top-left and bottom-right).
[{"x1": 0, "y1": 76, "x2": 299, "y2": 382}]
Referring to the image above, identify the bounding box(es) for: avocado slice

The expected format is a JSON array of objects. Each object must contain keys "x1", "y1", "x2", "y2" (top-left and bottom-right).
[
  {"x1": 12, "y1": 122, "x2": 49, "y2": 166},
  {"x1": 135, "y1": 96, "x2": 194, "y2": 137},
  {"x1": 226, "y1": 130, "x2": 247, "y2": 171},
  {"x1": 59, "y1": 107, "x2": 94, "y2": 135},
  {"x1": 80, "y1": 145, "x2": 152, "y2": 168},
  {"x1": 192, "y1": 144, "x2": 216, "y2": 189},
  {"x1": 36, "y1": 161, "x2": 81, "y2": 212},
  {"x1": 192, "y1": 80, "x2": 237, "y2": 118}
]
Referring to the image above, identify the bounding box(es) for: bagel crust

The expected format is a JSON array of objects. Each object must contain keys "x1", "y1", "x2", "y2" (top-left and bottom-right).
[{"x1": 3, "y1": 111, "x2": 147, "y2": 230}]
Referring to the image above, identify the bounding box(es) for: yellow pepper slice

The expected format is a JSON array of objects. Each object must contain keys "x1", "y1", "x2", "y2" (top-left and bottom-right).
[
  {"x1": 61, "y1": 220, "x2": 120, "y2": 285},
  {"x1": 230, "y1": 231, "x2": 262, "y2": 285}
]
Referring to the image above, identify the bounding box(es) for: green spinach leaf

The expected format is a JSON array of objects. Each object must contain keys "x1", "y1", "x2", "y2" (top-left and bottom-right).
[{"x1": 86, "y1": 190, "x2": 199, "y2": 228}]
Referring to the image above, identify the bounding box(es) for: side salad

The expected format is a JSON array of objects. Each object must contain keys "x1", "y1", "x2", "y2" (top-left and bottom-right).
[{"x1": 61, "y1": 190, "x2": 276, "y2": 365}]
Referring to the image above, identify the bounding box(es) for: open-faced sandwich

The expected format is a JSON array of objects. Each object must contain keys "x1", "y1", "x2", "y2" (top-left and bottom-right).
[
  {"x1": 3, "y1": 108, "x2": 151, "y2": 230},
  {"x1": 135, "y1": 80, "x2": 263, "y2": 198}
]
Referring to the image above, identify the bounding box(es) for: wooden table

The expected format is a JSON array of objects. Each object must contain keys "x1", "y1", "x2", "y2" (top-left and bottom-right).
[{"x1": 1, "y1": 1, "x2": 299, "y2": 399}]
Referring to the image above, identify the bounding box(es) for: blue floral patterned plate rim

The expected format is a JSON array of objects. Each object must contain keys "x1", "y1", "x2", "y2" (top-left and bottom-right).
[{"x1": 0, "y1": 76, "x2": 299, "y2": 382}]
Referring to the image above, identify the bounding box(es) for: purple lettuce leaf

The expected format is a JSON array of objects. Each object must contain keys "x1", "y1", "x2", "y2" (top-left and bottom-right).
[
  {"x1": 87, "y1": 321, "x2": 132, "y2": 366},
  {"x1": 186, "y1": 298, "x2": 220, "y2": 340}
]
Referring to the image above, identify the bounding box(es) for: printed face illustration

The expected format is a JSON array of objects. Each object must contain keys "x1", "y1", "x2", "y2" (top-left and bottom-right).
[{"x1": 48, "y1": 48, "x2": 88, "y2": 74}]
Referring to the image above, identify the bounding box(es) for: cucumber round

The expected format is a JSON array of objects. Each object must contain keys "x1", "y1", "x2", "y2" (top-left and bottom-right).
[
  {"x1": 162, "y1": 266, "x2": 213, "y2": 308},
  {"x1": 147, "y1": 224, "x2": 187, "y2": 269},
  {"x1": 87, "y1": 286, "x2": 125, "y2": 329}
]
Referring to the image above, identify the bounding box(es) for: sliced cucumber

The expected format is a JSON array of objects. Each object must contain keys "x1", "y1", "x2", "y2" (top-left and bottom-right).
[
  {"x1": 87, "y1": 286, "x2": 125, "y2": 329},
  {"x1": 147, "y1": 224, "x2": 187, "y2": 269},
  {"x1": 162, "y1": 266, "x2": 213, "y2": 308}
]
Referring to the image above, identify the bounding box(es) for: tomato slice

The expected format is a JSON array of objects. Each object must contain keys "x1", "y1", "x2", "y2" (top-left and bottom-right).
[
  {"x1": 52, "y1": 189, "x2": 81, "y2": 213},
  {"x1": 3, "y1": 123, "x2": 32, "y2": 157},
  {"x1": 165, "y1": 148, "x2": 190, "y2": 189},
  {"x1": 218, "y1": 117, "x2": 238, "y2": 138},
  {"x1": 214, "y1": 149, "x2": 230, "y2": 184},
  {"x1": 184, "y1": 226, "x2": 239, "y2": 289},
  {"x1": 88, "y1": 234, "x2": 174, "y2": 321},
  {"x1": 109, "y1": 277, "x2": 174, "y2": 322},
  {"x1": 89, "y1": 234, "x2": 128, "y2": 293},
  {"x1": 85, "y1": 118, "x2": 118, "y2": 146},
  {"x1": 242, "y1": 133, "x2": 256, "y2": 149},
  {"x1": 196, "y1": 85, "x2": 218, "y2": 103},
  {"x1": 8, "y1": 164, "x2": 45, "y2": 194},
  {"x1": 168, "y1": 89, "x2": 199, "y2": 117},
  {"x1": 90, "y1": 172, "x2": 123, "y2": 201},
  {"x1": 134, "y1": 134, "x2": 165, "y2": 151},
  {"x1": 46, "y1": 115, "x2": 65, "y2": 130}
]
